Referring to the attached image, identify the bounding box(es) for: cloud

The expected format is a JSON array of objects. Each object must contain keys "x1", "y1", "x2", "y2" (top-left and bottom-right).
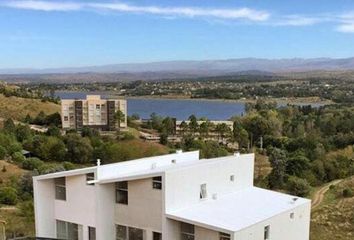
[
  {"x1": 336, "y1": 23, "x2": 354, "y2": 33},
  {"x1": 2, "y1": 0, "x2": 82, "y2": 11},
  {"x1": 1, "y1": 0, "x2": 270, "y2": 21},
  {"x1": 275, "y1": 15, "x2": 323, "y2": 26},
  {"x1": 88, "y1": 3, "x2": 270, "y2": 21}
]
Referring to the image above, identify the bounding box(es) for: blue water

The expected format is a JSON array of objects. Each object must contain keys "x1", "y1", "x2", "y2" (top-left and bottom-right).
[
  {"x1": 54, "y1": 91, "x2": 245, "y2": 120},
  {"x1": 54, "y1": 91, "x2": 326, "y2": 120}
]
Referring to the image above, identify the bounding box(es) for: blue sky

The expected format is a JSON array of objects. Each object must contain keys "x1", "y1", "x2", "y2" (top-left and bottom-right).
[{"x1": 1, "y1": 0, "x2": 354, "y2": 68}]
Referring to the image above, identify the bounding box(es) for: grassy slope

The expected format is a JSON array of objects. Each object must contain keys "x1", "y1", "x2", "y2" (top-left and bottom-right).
[
  {"x1": 311, "y1": 176, "x2": 354, "y2": 240},
  {"x1": 0, "y1": 94, "x2": 60, "y2": 121}
]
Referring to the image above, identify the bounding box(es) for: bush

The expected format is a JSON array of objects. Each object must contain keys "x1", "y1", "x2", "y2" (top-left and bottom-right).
[
  {"x1": 63, "y1": 161, "x2": 75, "y2": 170},
  {"x1": 0, "y1": 186, "x2": 18, "y2": 205},
  {"x1": 38, "y1": 163, "x2": 65, "y2": 175},
  {"x1": 342, "y1": 188, "x2": 354, "y2": 198},
  {"x1": 12, "y1": 151, "x2": 25, "y2": 163},
  {"x1": 0, "y1": 145, "x2": 6, "y2": 159},
  {"x1": 286, "y1": 176, "x2": 311, "y2": 197},
  {"x1": 22, "y1": 157, "x2": 44, "y2": 171}
]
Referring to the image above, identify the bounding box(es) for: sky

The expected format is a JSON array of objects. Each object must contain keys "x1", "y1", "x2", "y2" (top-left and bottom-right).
[{"x1": 1, "y1": 0, "x2": 354, "y2": 68}]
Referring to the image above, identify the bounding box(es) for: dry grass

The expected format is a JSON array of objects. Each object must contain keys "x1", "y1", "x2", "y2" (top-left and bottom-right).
[
  {"x1": 0, "y1": 94, "x2": 60, "y2": 121},
  {"x1": 311, "y1": 177, "x2": 354, "y2": 240},
  {"x1": 0, "y1": 160, "x2": 27, "y2": 185}
]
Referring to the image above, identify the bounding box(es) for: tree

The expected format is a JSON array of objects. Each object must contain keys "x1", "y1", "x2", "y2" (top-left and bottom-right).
[
  {"x1": 0, "y1": 145, "x2": 6, "y2": 159},
  {"x1": 199, "y1": 122, "x2": 210, "y2": 138},
  {"x1": 39, "y1": 137, "x2": 66, "y2": 161},
  {"x1": 188, "y1": 115, "x2": 199, "y2": 134},
  {"x1": 286, "y1": 176, "x2": 311, "y2": 197},
  {"x1": 0, "y1": 187, "x2": 18, "y2": 205},
  {"x1": 215, "y1": 123, "x2": 231, "y2": 142},
  {"x1": 268, "y1": 147, "x2": 287, "y2": 189},
  {"x1": 33, "y1": 111, "x2": 46, "y2": 125},
  {"x1": 45, "y1": 112, "x2": 62, "y2": 127},
  {"x1": 114, "y1": 110, "x2": 126, "y2": 131},
  {"x1": 286, "y1": 154, "x2": 310, "y2": 177},
  {"x1": 15, "y1": 124, "x2": 32, "y2": 142},
  {"x1": 3, "y1": 118, "x2": 16, "y2": 133},
  {"x1": 161, "y1": 117, "x2": 176, "y2": 135},
  {"x1": 47, "y1": 125, "x2": 61, "y2": 137},
  {"x1": 24, "y1": 114, "x2": 32, "y2": 124},
  {"x1": 65, "y1": 134, "x2": 93, "y2": 164}
]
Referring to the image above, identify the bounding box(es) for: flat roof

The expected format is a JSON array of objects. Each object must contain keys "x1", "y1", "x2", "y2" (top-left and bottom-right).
[{"x1": 166, "y1": 187, "x2": 310, "y2": 233}]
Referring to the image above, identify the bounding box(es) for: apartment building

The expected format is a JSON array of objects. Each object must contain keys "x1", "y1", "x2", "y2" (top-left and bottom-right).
[
  {"x1": 33, "y1": 151, "x2": 311, "y2": 240},
  {"x1": 61, "y1": 95, "x2": 127, "y2": 131}
]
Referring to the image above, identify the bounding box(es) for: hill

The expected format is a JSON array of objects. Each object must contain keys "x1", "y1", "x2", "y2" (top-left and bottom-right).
[{"x1": 0, "y1": 94, "x2": 60, "y2": 121}]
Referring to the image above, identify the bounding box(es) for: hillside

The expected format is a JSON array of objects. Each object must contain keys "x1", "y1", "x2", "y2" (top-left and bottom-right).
[
  {"x1": 311, "y1": 176, "x2": 354, "y2": 240},
  {"x1": 0, "y1": 94, "x2": 60, "y2": 121}
]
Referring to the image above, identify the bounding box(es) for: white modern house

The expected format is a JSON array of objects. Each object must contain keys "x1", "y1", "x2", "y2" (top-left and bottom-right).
[{"x1": 33, "y1": 150, "x2": 311, "y2": 240}]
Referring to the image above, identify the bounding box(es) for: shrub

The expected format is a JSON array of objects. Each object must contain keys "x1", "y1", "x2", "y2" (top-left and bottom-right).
[
  {"x1": 0, "y1": 186, "x2": 18, "y2": 205},
  {"x1": 342, "y1": 188, "x2": 353, "y2": 198},
  {"x1": 0, "y1": 145, "x2": 6, "y2": 159},
  {"x1": 286, "y1": 176, "x2": 311, "y2": 197},
  {"x1": 22, "y1": 157, "x2": 44, "y2": 171},
  {"x1": 38, "y1": 163, "x2": 65, "y2": 175},
  {"x1": 12, "y1": 151, "x2": 25, "y2": 163},
  {"x1": 63, "y1": 161, "x2": 75, "y2": 170}
]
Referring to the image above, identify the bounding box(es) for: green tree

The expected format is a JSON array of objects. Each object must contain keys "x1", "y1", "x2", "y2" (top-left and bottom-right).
[
  {"x1": 0, "y1": 187, "x2": 18, "y2": 205},
  {"x1": 40, "y1": 136, "x2": 66, "y2": 161},
  {"x1": 3, "y1": 118, "x2": 16, "y2": 133},
  {"x1": 114, "y1": 110, "x2": 126, "y2": 131},
  {"x1": 268, "y1": 147, "x2": 287, "y2": 189},
  {"x1": 65, "y1": 134, "x2": 93, "y2": 164},
  {"x1": 286, "y1": 176, "x2": 311, "y2": 197},
  {"x1": 188, "y1": 115, "x2": 199, "y2": 134}
]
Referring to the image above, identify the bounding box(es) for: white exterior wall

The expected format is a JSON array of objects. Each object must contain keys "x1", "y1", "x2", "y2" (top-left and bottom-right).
[
  {"x1": 164, "y1": 154, "x2": 254, "y2": 212},
  {"x1": 115, "y1": 178, "x2": 163, "y2": 236},
  {"x1": 96, "y1": 183, "x2": 116, "y2": 240},
  {"x1": 55, "y1": 175, "x2": 97, "y2": 240},
  {"x1": 233, "y1": 202, "x2": 311, "y2": 240},
  {"x1": 33, "y1": 179, "x2": 56, "y2": 238}
]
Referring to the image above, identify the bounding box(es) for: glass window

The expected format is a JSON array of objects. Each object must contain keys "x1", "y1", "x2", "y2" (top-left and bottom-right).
[
  {"x1": 116, "y1": 225, "x2": 144, "y2": 240},
  {"x1": 129, "y1": 227, "x2": 144, "y2": 240},
  {"x1": 153, "y1": 232, "x2": 162, "y2": 240},
  {"x1": 64, "y1": 116, "x2": 69, "y2": 121},
  {"x1": 86, "y1": 173, "x2": 95, "y2": 186},
  {"x1": 89, "y1": 227, "x2": 96, "y2": 240},
  {"x1": 181, "y1": 222, "x2": 194, "y2": 240},
  {"x1": 200, "y1": 184, "x2": 207, "y2": 199},
  {"x1": 116, "y1": 225, "x2": 127, "y2": 240},
  {"x1": 55, "y1": 177, "x2": 66, "y2": 201},
  {"x1": 220, "y1": 232, "x2": 231, "y2": 240},
  {"x1": 230, "y1": 175, "x2": 235, "y2": 182},
  {"x1": 116, "y1": 181, "x2": 128, "y2": 205},
  {"x1": 264, "y1": 225, "x2": 270, "y2": 240},
  {"x1": 152, "y1": 176, "x2": 162, "y2": 190},
  {"x1": 96, "y1": 104, "x2": 100, "y2": 109},
  {"x1": 56, "y1": 220, "x2": 78, "y2": 240}
]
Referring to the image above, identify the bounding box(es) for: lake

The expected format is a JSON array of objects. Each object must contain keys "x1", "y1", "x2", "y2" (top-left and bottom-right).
[
  {"x1": 54, "y1": 91, "x2": 245, "y2": 120},
  {"x1": 54, "y1": 91, "x2": 326, "y2": 120}
]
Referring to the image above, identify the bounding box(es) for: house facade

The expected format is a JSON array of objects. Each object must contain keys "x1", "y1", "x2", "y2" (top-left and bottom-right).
[
  {"x1": 61, "y1": 95, "x2": 127, "y2": 131},
  {"x1": 33, "y1": 151, "x2": 311, "y2": 240}
]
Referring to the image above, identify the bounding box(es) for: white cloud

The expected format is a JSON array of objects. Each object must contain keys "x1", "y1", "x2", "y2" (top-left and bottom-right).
[
  {"x1": 336, "y1": 23, "x2": 354, "y2": 33},
  {"x1": 2, "y1": 0, "x2": 82, "y2": 11},
  {"x1": 1, "y1": 1, "x2": 270, "y2": 21},
  {"x1": 88, "y1": 3, "x2": 270, "y2": 21},
  {"x1": 275, "y1": 15, "x2": 323, "y2": 26}
]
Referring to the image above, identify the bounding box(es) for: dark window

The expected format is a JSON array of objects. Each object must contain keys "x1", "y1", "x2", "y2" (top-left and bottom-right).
[
  {"x1": 153, "y1": 232, "x2": 162, "y2": 240},
  {"x1": 152, "y1": 176, "x2": 162, "y2": 190},
  {"x1": 219, "y1": 232, "x2": 231, "y2": 240},
  {"x1": 181, "y1": 222, "x2": 194, "y2": 240},
  {"x1": 89, "y1": 227, "x2": 96, "y2": 240},
  {"x1": 116, "y1": 181, "x2": 128, "y2": 205},
  {"x1": 264, "y1": 225, "x2": 270, "y2": 240},
  {"x1": 55, "y1": 177, "x2": 66, "y2": 201},
  {"x1": 116, "y1": 225, "x2": 144, "y2": 240},
  {"x1": 200, "y1": 184, "x2": 207, "y2": 199},
  {"x1": 86, "y1": 173, "x2": 95, "y2": 186}
]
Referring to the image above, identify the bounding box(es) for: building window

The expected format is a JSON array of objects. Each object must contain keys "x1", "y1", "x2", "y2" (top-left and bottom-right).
[
  {"x1": 290, "y1": 212, "x2": 295, "y2": 219},
  {"x1": 200, "y1": 183, "x2": 207, "y2": 199},
  {"x1": 264, "y1": 225, "x2": 270, "y2": 240},
  {"x1": 152, "y1": 176, "x2": 162, "y2": 190},
  {"x1": 89, "y1": 227, "x2": 96, "y2": 240},
  {"x1": 116, "y1": 225, "x2": 144, "y2": 240},
  {"x1": 96, "y1": 104, "x2": 100, "y2": 109},
  {"x1": 219, "y1": 232, "x2": 231, "y2": 240},
  {"x1": 181, "y1": 222, "x2": 194, "y2": 240},
  {"x1": 55, "y1": 177, "x2": 66, "y2": 201},
  {"x1": 153, "y1": 232, "x2": 162, "y2": 240},
  {"x1": 64, "y1": 116, "x2": 69, "y2": 121},
  {"x1": 230, "y1": 175, "x2": 235, "y2": 182},
  {"x1": 56, "y1": 220, "x2": 78, "y2": 240},
  {"x1": 116, "y1": 181, "x2": 128, "y2": 205},
  {"x1": 86, "y1": 173, "x2": 95, "y2": 186}
]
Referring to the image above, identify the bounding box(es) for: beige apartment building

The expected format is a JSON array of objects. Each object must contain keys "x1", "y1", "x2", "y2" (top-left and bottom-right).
[{"x1": 61, "y1": 95, "x2": 127, "y2": 131}]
